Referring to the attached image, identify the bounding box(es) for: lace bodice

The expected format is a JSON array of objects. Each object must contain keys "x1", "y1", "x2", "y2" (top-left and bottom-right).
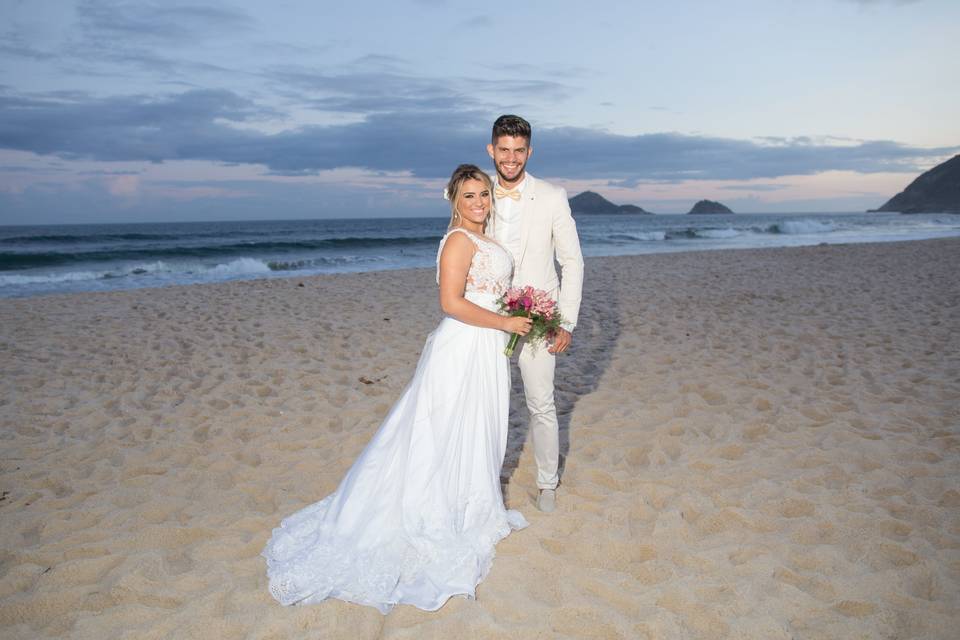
[{"x1": 435, "y1": 228, "x2": 513, "y2": 298}]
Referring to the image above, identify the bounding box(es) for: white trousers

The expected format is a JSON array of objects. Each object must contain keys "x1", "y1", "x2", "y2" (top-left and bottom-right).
[{"x1": 517, "y1": 340, "x2": 559, "y2": 490}]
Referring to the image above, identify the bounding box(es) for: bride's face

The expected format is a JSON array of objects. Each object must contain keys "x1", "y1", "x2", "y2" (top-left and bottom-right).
[{"x1": 457, "y1": 178, "x2": 491, "y2": 225}]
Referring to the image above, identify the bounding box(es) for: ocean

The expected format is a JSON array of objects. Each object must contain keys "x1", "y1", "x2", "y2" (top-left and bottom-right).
[{"x1": 2, "y1": 212, "x2": 958, "y2": 298}]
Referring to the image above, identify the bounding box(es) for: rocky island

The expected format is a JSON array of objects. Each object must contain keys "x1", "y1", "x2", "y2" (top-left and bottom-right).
[
  {"x1": 688, "y1": 200, "x2": 733, "y2": 214},
  {"x1": 872, "y1": 154, "x2": 960, "y2": 214},
  {"x1": 568, "y1": 191, "x2": 650, "y2": 214}
]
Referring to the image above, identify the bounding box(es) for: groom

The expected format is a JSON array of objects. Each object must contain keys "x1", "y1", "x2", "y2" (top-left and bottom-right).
[{"x1": 488, "y1": 115, "x2": 584, "y2": 513}]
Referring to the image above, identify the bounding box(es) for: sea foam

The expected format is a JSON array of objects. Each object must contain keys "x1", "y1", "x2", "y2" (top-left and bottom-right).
[
  {"x1": 770, "y1": 219, "x2": 837, "y2": 234},
  {"x1": 696, "y1": 228, "x2": 741, "y2": 239}
]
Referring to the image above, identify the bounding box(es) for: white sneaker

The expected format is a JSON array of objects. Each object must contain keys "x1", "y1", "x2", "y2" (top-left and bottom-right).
[{"x1": 537, "y1": 489, "x2": 556, "y2": 513}]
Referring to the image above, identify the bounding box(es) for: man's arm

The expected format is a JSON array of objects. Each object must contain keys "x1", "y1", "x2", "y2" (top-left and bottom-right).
[{"x1": 552, "y1": 187, "x2": 584, "y2": 334}]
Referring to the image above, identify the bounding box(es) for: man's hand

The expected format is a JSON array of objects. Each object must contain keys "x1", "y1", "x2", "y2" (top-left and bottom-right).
[{"x1": 548, "y1": 327, "x2": 572, "y2": 354}]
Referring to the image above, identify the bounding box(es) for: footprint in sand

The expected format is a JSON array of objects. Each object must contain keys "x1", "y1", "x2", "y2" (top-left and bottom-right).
[
  {"x1": 207, "y1": 398, "x2": 229, "y2": 411},
  {"x1": 834, "y1": 600, "x2": 877, "y2": 617},
  {"x1": 773, "y1": 566, "x2": 836, "y2": 602}
]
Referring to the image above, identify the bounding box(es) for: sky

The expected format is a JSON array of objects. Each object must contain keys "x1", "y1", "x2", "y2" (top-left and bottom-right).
[{"x1": 1, "y1": 0, "x2": 958, "y2": 224}]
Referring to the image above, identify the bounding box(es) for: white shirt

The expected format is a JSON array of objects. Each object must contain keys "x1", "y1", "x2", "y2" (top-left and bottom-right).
[{"x1": 493, "y1": 176, "x2": 527, "y2": 267}]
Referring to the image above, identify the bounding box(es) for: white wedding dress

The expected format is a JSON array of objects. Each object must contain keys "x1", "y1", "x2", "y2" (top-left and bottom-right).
[{"x1": 262, "y1": 227, "x2": 528, "y2": 613}]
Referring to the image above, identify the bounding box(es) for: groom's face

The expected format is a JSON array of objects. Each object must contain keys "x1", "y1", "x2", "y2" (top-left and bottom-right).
[{"x1": 487, "y1": 136, "x2": 531, "y2": 186}]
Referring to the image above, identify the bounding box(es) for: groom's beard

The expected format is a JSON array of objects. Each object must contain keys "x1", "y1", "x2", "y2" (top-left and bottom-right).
[{"x1": 495, "y1": 163, "x2": 526, "y2": 185}]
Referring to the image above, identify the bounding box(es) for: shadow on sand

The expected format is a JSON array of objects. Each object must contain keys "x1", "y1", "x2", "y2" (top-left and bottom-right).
[{"x1": 501, "y1": 261, "x2": 622, "y2": 500}]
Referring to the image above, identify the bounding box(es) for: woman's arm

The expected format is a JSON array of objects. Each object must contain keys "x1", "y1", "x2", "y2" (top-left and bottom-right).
[{"x1": 438, "y1": 232, "x2": 531, "y2": 335}]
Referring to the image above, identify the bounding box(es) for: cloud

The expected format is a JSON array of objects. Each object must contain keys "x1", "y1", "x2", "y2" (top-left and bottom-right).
[
  {"x1": 1, "y1": 87, "x2": 955, "y2": 183},
  {"x1": 0, "y1": 172, "x2": 438, "y2": 224},
  {"x1": 0, "y1": 30, "x2": 57, "y2": 61},
  {"x1": 0, "y1": 88, "x2": 274, "y2": 162},
  {"x1": 78, "y1": 169, "x2": 143, "y2": 176},
  {"x1": 533, "y1": 128, "x2": 956, "y2": 182},
  {"x1": 0, "y1": 164, "x2": 69, "y2": 174},
  {"x1": 266, "y1": 65, "x2": 571, "y2": 115},
  {"x1": 76, "y1": 1, "x2": 255, "y2": 43},
  {"x1": 719, "y1": 183, "x2": 789, "y2": 192},
  {"x1": 0, "y1": 2, "x2": 261, "y2": 88},
  {"x1": 106, "y1": 174, "x2": 140, "y2": 196}
]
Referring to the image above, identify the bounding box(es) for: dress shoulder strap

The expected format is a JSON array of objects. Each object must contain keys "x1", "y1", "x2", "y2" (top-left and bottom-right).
[
  {"x1": 446, "y1": 227, "x2": 481, "y2": 243},
  {"x1": 436, "y1": 228, "x2": 479, "y2": 284}
]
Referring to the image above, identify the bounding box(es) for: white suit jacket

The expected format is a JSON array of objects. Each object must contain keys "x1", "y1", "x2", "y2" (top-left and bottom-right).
[{"x1": 493, "y1": 173, "x2": 585, "y2": 330}]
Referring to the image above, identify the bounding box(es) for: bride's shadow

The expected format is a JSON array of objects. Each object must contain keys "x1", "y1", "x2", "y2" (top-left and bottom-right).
[{"x1": 501, "y1": 261, "x2": 621, "y2": 500}]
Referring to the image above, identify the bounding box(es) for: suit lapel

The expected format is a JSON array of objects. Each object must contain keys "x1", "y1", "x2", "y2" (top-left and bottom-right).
[{"x1": 518, "y1": 174, "x2": 536, "y2": 265}]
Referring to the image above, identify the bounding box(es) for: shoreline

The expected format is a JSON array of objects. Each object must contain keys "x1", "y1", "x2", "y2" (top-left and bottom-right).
[
  {"x1": 3, "y1": 211, "x2": 960, "y2": 300},
  {"x1": 2, "y1": 237, "x2": 959, "y2": 639},
  {"x1": 2, "y1": 235, "x2": 958, "y2": 303}
]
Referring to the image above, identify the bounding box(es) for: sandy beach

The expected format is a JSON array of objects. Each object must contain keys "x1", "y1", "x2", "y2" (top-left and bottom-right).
[{"x1": 1, "y1": 237, "x2": 958, "y2": 639}]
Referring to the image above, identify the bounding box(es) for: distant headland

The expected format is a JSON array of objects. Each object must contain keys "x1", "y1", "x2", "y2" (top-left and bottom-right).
[
  {"x1": 568, "y1": 191, "x2": 651, "y2": 215},
  {"x1": 871, "y1": 154, "x2": 960, "y2": 214},
  {"x1": 687, "y1": 200, "x2": 734, "y2": 214}
]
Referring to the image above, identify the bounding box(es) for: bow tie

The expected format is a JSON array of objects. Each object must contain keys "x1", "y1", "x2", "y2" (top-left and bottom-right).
[{"x1": 495, "y1": 186, "x2": 521, "y2": 201}]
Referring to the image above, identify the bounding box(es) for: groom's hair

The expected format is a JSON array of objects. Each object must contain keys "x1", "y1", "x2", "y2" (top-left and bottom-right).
[{"x1": 492, "y1": 115, "x2": 531, "y2": 144}]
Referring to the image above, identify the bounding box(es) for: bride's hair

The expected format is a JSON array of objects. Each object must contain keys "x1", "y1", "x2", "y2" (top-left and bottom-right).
[{"x1": 445, "y1": 164, "x2": 495, "y2": 232}]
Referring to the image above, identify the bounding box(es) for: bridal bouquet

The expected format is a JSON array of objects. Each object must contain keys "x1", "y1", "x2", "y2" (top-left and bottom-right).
[{"x1": 498, "y1": 285, "x2": 564, "y2": 357}]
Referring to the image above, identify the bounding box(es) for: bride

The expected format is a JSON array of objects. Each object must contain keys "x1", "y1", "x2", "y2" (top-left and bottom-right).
[{"x1": 262, "y1": 164, "x2": 532, "y2": 613}]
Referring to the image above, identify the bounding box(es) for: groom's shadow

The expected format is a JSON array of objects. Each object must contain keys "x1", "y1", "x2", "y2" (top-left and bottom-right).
[{"x1": 501, "y1": 260, "x2": 622, "y2": 499}]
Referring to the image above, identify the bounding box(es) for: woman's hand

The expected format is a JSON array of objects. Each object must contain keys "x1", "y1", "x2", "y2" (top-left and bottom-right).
[{"x1": 502, "y1": 315, "x2": 533, "y2": 335}]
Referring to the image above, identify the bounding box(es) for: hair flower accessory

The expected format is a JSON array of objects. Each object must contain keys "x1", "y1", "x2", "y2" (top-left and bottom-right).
[{"x1": 443, "y1": 188, "x2": 450, "y2": 201}]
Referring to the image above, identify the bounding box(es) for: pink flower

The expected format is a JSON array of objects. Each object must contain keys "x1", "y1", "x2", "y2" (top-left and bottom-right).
[{"x1": 497, "y1": 284, "x2": 566, "y2": 356}]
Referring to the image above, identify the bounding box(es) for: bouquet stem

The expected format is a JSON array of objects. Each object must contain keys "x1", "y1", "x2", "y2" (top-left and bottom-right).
[{"x1": 504, "y1": 332, "x2": 520, "y2": 357}]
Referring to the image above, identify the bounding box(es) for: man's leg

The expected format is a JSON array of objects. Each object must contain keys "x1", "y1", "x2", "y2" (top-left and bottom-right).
[{"x1": 518, "y1": 342, "x2": 559, "y2": 492}]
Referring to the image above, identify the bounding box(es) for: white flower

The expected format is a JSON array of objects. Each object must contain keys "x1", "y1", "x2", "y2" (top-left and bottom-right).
[{"x1": 443, "y1": 188, "x2": 450, "y2": 201}]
